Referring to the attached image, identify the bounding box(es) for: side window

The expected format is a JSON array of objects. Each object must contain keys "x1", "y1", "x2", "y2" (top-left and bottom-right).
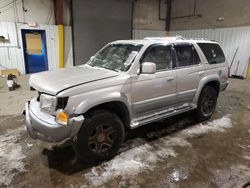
[
  {"x1": 174, "y1": 44, "x2": 201, "y2": 67},
  {"x1": 141, "y1": 45, "x2": 172, "y2": 71},
  {"x1": 197, "y1": 43, "x2": 225, "y2": 64}
]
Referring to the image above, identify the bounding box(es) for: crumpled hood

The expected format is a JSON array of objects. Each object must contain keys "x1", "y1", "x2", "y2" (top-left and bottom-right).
[{"x1": 29, "y1": 65, "x2": 119, "y2": 95}]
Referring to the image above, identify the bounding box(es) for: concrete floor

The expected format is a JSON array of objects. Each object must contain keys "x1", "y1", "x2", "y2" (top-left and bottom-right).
[{"x1": 0, "y1": 75, "x2": 250, "y2": 188}]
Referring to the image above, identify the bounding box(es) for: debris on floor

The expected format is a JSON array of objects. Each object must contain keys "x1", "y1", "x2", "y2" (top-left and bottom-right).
[
  {"x1": 83, "y1": 115, "x2": 233, "y2": 187},
  {"x1": 0, "y1": 126, "x2": 26, "y2": 186}
]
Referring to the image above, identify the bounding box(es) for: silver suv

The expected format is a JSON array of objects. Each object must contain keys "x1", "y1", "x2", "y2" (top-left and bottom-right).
[{"x1": 25, "y1": 37, "x2": 229, "y2": 163}]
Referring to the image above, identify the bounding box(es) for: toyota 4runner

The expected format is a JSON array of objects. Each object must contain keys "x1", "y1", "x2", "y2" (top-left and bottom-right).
[{"x1": 25, "y1": 36, "x2": 229, "y2": 163}]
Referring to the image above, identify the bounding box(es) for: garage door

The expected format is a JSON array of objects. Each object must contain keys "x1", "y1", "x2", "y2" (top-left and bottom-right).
[{"x1": 72, "y1": 0, "x2": 133, "y2": 65}]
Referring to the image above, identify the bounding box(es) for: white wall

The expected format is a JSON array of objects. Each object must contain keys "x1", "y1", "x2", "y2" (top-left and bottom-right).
[
  {"x1": 0, "y1": 0, "x2": 55, "y2": 25},
  {"x1": 134, "y1": 27, "x2": 250, "y2": 78},
  {"x1": 63, "y1": 0, "x2": 72, "y2": 26},
  {"x1": 0, "y1": 1, "x2": 73, "y2": 74},
  {"x1": 0, "y1": 22, "x2": 73, "y2": 74}
]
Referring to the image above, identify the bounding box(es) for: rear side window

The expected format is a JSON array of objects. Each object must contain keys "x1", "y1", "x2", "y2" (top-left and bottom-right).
[
  {"x1": 174, "y1": 44, "x2": 201, "y2": 67},
  {"x1": 197, "y1": 43, "x2": 225, "y2": 64}
]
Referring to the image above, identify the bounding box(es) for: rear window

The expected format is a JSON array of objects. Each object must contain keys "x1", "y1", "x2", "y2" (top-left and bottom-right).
[{"x1": 197, "y1": 43, "x2": 225, "y2": 64}]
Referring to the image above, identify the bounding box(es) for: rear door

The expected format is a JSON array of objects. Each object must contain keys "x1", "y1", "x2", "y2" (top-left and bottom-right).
[{"x1": 174, "y1": 43, "x2": 204, "y2": 104}]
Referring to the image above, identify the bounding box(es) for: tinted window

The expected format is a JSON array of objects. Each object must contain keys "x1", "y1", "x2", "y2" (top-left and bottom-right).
[
  {"x1": 141, "y1": 45, "x2": 172, "y2": 71},
  {"x1": 175, "y1": 44, "x2": 201, "y2": 67},
  {"x1": 197, "y1": 43, "x2": 225, "y2": 64}
]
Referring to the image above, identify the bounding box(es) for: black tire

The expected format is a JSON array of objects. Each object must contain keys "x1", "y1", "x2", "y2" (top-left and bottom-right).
[
  {"x1": 73, "y1": 110, "x2": 125, "y2": 164},
  {"x1": 242, "y1": 182, "x2": 250, "y2": 188},
  {"x1": 195, "y1": 86, "x2": 218, "y2": 120}
]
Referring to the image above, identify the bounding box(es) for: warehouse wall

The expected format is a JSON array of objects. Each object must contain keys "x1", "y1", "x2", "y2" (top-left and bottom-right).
[
  {"x1": 0, "y1": 0, "x2": 55, "y2": 25},
  {"x1": 133, "y1": 26, "x2": 250, "y2": 78},
  {"x1": 0, "y1": 22, "x2": 58, "y2": 74},
  {"x1": 0, "y1": 0, "x2": 71, "y2": 25},
  {"x1": 0, "y1": 22, "x2": 73, "y2": 74},
  {"x1": 72, "y1": 0, "x2": 133, "y2": 65},
  {"x1": 133, "y1": 0, "x2": 250, "y2": 78},
  {"x1": 0, "y1": 0, "x2": 73, "y2": 74},
  {"x1": 134, "y1": 0, "x2": 250, "y2": 31},
  {"x1": 171, "y1": 27, "x2": 250, "y2": 78}
]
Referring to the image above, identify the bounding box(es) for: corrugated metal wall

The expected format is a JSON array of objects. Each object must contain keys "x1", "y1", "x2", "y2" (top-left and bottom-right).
[
  {"x1": 134, "y1": 27, "x2": 250, "y2": 78},
  {"x1": 0, "y1": 22, "x2": 73, "y2": 74}
]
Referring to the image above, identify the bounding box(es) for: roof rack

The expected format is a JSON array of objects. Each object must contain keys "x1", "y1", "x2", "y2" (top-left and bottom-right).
[
  {"x1": 143, "y1": 36, "x2": 216, "y2": 42},
  {"x1": 144, "y1": 36, "x2": 184, "y2": 40},
  {"x1": 188, "y1": 37, "x2": 208, "y2": 40},
  {"x1": 186, "y1": 38, "x2": 218, "y2": 42}
]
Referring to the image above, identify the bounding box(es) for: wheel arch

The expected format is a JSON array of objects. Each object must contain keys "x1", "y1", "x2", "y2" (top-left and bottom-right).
[
  {"x1": 193, "y1": 76, "x2": 220, "y2": 103},
  {"x1": 75, "y1": 93, "x2": 132, "y2": 129},
  {"x1": 84, "y1": 101, "x2": 131, "y2": 129}
]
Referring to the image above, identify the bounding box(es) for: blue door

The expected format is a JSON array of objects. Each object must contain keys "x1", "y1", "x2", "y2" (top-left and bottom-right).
[{"x1": 22, "y1": 29, "x2": 48, "y2": 73}]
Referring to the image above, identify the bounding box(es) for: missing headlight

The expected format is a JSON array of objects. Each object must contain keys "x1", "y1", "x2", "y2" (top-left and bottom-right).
[{"x1": 57, "y1": 97, "x2": 69, "y2": 110}]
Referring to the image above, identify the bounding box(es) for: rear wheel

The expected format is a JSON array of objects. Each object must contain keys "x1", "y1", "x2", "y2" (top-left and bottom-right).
[
  {"x1": 195, "y1": 86, "x2": 218, "y2": 120},
  {"x1": 73, "y1": 110, "x2": 125, "y2": 164}
]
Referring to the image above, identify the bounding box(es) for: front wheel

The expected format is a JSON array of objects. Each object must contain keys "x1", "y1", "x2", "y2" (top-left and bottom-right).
[
  {"x1": 73, "y1": 110, "x2": 125, "y2": 164},
  {"x1": 195, "y1": 86, "x2": 218, "y2": 120}
]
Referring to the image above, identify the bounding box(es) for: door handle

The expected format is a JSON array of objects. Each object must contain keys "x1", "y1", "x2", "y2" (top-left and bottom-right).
[
  {"x1": 166, "y1": 77, "x2": 174, "y2": 81},
  {"x1": 199, "y1": 71, "x2": 205, "y2": 76}
]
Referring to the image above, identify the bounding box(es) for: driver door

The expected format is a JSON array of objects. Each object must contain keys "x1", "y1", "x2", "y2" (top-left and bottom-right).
[{"x1": 131, "y1": 44, "x2": 177, "y2": 115}]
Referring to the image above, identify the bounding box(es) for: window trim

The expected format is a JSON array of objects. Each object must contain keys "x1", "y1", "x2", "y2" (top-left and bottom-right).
[
  {"x1": 140, "y1": 43, "x2": 176, "y2": 72},
  {"x1": 173, "y1": 43, "x2": 202, "y2": 69}
]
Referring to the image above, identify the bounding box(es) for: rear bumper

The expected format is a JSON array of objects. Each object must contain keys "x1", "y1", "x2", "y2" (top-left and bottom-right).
[
  {"x1": 25, "y1": 99, "x2": 84, "y2": 143},
  {"x1": 220, "y1": 81, "x2": 229, "y2": 91}
]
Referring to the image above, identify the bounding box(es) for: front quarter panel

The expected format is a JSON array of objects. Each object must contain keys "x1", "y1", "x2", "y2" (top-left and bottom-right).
[
  {"x1": 74, "y1": 91, "x2": 131, "y2": 116},
  {"x1": 62, "y1": 75, "x2": 132, "y2": 120}
]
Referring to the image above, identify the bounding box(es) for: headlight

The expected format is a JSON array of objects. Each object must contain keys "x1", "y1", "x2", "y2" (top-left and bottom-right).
[{"x1": 40, "y1": 94, "x2": 57, "y2": 111}]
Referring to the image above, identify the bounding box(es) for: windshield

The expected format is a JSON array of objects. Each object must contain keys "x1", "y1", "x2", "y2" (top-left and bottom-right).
[{"x1": 87, "y1": 44, "x2": 143, "y2": 72}]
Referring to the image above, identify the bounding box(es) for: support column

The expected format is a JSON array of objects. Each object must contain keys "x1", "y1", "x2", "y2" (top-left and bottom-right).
[
  {"x1": 55, "y1": 0, "x2": 64, "y2": 68},
  {"x1": 165, "y1": 0, "x2": 172, "y2": 36},
  {"x1": 247, "y1": 59, "x2": 250, "y2": 80},
  {"x1": 58, "y1": 25, "x2": 64, "y2": 68}
]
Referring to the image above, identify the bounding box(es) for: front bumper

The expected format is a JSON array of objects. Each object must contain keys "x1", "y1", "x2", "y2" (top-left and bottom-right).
[
  {"x1": 25, "y1": 99, "x2": 84, "y2": 143},
  {"x1": 220, "y1": 80, "x2": 229, "y2": 91}
]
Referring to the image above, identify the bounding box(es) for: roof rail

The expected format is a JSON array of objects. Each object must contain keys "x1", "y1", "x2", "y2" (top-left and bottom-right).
[
  {"x1": 187, "y1": 38, "x2": 213, "y2": 41},
  {"x1": 185, "y1": 37, "x2": 217, "y2": 42},
  {"x1": 144, "y1": 36, "x2": 184, "y2": 40},
  {"x1": 188, "y1": 37, "x2": 208, "y2": 41}
]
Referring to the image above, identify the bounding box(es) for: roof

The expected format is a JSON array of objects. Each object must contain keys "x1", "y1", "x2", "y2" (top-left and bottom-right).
[{"x1": 111, "y1": 36, "x2": 218, "y2": 45}]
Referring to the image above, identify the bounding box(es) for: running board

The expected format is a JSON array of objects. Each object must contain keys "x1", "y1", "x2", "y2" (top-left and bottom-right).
[{"x1": 130, "y1": 104, "x2": 197, "y2": 129}]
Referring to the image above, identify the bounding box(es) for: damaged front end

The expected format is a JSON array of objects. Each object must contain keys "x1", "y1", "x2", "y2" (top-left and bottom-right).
[{"x1": 25, "y1": 98, "x2": 84, "y2": 143}]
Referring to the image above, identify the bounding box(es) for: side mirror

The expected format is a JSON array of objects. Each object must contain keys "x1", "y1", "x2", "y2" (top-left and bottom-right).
[{"x1": 141, "y1": 62, "x2": 156, "y2": 74}]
